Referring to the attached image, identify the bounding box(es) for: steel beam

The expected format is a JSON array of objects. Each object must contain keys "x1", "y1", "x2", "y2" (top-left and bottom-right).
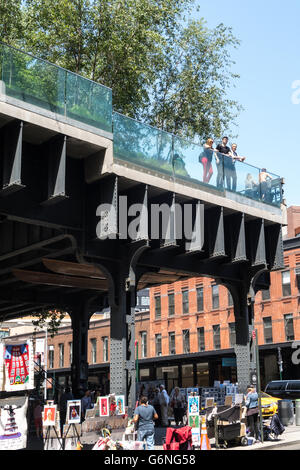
[{"x1": 0, "y1": 120, "x2": 25, "y2": 194}]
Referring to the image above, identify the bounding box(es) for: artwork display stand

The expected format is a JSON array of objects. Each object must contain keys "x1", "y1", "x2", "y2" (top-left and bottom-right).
[
  {"x1": 43, "y1": 425, "x2": 63, "y2": 450},
  {"x1": 63, "y1": 422, "x2": 82, "y2": 450}
]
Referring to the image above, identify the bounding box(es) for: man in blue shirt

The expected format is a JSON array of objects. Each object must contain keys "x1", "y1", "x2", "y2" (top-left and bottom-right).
[{"x1": 133, "y1": 396, "x2": 158, "y2": 450}]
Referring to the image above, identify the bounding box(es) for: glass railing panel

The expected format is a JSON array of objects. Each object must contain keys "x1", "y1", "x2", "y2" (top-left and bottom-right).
[
  {"x1": 65, "y1": 71, "x2": 112, "y2": 132},
  {"x1": 259, "y1": 170, "x2": 282, "y2": 207},
  {"x1": 173, "y1": 137, "x2": 225, "y2": 191},
  {"x1": 225, "y1": 157, "x2": 262, "y2": 202},
  {"x1": 1, "y1": 44, "x2": 66, "y2": 115},
  {"x1": 113, "y1": 112, "x2": 174, "y2": 176}
]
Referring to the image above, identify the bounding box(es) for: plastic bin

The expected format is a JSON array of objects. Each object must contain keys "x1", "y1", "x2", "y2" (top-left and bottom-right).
[{"x1": 278, "y1": 399, "x2": 294, "y2": 426}]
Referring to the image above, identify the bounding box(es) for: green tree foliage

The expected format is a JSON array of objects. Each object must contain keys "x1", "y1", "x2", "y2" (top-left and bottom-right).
[
  {"x1": 2, "y1": 0, "x2": 241, "y2": 140},
  {"x1": 0, "y1": 0, "x2": 23, "y2": 44}
]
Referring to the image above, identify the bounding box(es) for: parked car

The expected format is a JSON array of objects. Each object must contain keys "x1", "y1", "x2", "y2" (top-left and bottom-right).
[
  {"x1": 265, "y1": 380, "x2": 300, "y2": 401},
  {"x1": 260, "y1": 392, "x2": 280, "y2": 417}
]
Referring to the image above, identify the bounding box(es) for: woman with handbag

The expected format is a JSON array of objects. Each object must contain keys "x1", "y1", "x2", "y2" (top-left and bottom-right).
[
  {"x1": 170, "y1": 387, "x2": 185, "y2": 426},
  {"x1": 245, "y1": 385, "x2": 260, "y2": 443}
]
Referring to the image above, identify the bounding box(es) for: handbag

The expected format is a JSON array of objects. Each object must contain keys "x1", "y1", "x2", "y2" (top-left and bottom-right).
[{"x1": 247, "y1": 407, "x2": 259, "y2": 416}]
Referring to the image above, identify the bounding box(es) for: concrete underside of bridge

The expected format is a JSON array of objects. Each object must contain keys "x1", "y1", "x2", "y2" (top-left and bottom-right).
[{"x1": 0, "y1": 99, "x2": 286, "y2": 414}]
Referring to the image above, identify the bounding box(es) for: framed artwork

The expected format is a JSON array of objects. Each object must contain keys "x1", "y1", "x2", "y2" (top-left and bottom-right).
[
  {"x1": 191, "y1": 428, "x2": 200, "y2": 446},
  {"x1": 188, "y1": 396, "x2": 199, "y2": 416},
  {"x1": 115, "y1": 395, "x2": 125, "y2": 415},
  {"x1": 99, "y1": 397, "x2": 109, "y2": 417},
  {"x1": 188, "y1": 415, "x2": 200, "y2": 428},
  {"x1": 43, "y1": 405, "x2": 57, "y2": 426},
  {"x1": 67, "y1": 400, "x2": 81, "y2": 424},
  {"x1": 3, "y1": 341, "x2": 34, "y2": 392}
]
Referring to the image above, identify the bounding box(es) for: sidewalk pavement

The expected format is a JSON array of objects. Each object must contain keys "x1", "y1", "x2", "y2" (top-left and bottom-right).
[
  {"x1": 229, "y1": 420, "x2": 300, "y2": 451},
  {"x1": 154, "y1": 418, "x2": 300, "y2": 451}
]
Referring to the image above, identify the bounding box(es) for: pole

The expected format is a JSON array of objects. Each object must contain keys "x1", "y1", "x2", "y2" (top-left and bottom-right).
[
  {"x1": 44, "y1": 326, "x2": 48, "y2": 402},
  {"x1": 255, "y1": 329, "x2": 264, "y2": 443},
  {"x1": 278, "y1": 347, "x2": 283, "y2": 380},
  {"x1": 135, "y1": 340, "x2": 139, "y2": 383}
]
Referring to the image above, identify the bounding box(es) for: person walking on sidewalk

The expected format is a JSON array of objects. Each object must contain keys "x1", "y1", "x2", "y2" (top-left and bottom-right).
[
  {"x1": 245, "y1": 385, "x2": 260, "y2": 443},
  {"x1": 170, "y1": 387, "x2": 185, "y2": 426},
  {"x1": 159, "y1": 385, "x2": 170, "y2": 427},
  {"x1": 133, "y1": 396, "x2": 158, "y2": 450}
]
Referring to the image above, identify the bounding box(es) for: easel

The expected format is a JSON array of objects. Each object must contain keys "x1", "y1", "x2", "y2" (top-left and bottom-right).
[
  {"x1": 44, "y1": 424, "x2": 63, "y2": 450},
  {"x1": 63, "y1": 422, "x2": 82, "y2": 450}
]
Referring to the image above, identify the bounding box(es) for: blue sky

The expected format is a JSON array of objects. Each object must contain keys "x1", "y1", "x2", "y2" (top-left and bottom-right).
[{"x1": 190, "y1": 0, "x2": 300, "y2": 206}]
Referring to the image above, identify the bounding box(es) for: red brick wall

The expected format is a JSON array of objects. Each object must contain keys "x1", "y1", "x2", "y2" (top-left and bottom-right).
[
  {"x1": 286, "y1": 206, "x2": 300, "y2": 239},
  {"x1": 149, "y1": 245, "x2": 300, "y2": 357}
]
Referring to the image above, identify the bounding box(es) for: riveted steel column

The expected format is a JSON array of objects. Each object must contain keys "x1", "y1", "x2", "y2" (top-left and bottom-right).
[
  {"x1": 70, "y1": 301, "x2": 92, "y2": 398},
  {"x1": 110, "y1": 277, "x2": 137, "y2": 415}
]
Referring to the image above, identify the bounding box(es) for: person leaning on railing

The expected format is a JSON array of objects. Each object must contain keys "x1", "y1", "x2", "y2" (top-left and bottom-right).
[
  {"x1": 224, "y1": 143, "x2": 246, "y2": 192},
  {"x1": 199, "y1": 138, "x2": 219, "y2": 184},
  {"x1": 259, "y1": 168, "x2": 273, "y2": 201}
]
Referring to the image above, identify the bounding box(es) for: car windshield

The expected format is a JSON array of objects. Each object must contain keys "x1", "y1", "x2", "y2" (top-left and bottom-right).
[{"x1": 261, "y1": 392, "x2": 272, "y2": 399}]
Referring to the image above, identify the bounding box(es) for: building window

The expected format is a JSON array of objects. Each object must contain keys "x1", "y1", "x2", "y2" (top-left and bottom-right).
[
  {"x1": 140, "y1": 331, "x2": 147, "y2": 358},
  {"x1": 228, "y1": 290, "x2": 233, "y2": 307},
  {"x1": 262, "y1": 288, "x2": 270, "y2": 301},
  {"x1": 103, "y1": 337, "x2": 109, "y2": 362},
  {"x1": 155, "y1": 334, "x2": 162, "y2": 356},
  {"x1": 154, "y1": 295, "x2": 161, "y2": 319},
  {"x1": 196, "y1": 286, "x2": 204, "y2": 312},
  {"x1": 282, "y1": 271, "x2": 291, "y2": 297},
  {"x1": 182, "y1": 289, "x2": 189, "y2": 314},
  {"x1": 284, "y1": 314, "x2": 295, "y2": 341},
  {"x1": 229, "y1": 323, "x2": 236, "y2": 347},
  {"x1": 212, "y1": 284, "x2": 219, "y2": 310},
  {"x1": 69, "y1": 342, "x2": 72, "y2": 365},
  {"x1": 169, "y1": 332, "x2": 176, "y2": 355},
  {"x1": 182, "y1": 329, "x2": 190, "y2": 354},
  {"x1": 197, "y1": 327, "x2": 205, "y2": 352},
  {"x1": 168, "y1": 292, "x2": 175, "y2": 317},
  {"x1": 49, "y1": 346, "x2": 54, "y2": 369},
  {"x1": 59, "y1": 343, "x2": 64, "y2": 368},
  {"x1": 263, "y1": 317, "x2": 273, "y2": 344},
  {"x1": 91, "y1": 338, "x2": 97, "y2": 364},
  {"x1": 213, "y1": 324, "x2": 221, "y2": 350}
]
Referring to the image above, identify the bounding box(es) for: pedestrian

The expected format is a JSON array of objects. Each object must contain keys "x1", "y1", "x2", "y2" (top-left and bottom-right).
[
  {"x1": 133, "y1": 396, "x2": 158, "y2": 450},
  {"x1": 81, "y1": 389, "x2": 93, "y2": 421},
  {"x1": 151, "y1": 388, "x2": 161, "y2": 426},
  {"x1": 245, "y1": 385, "x2": 260, "y2": 443},
  {"x1": 199, "y1": 138, "x2": 218, "y2": 184},
  {"x1": 216, "y1": 136, "x2": 231, "y2": 189},
  {"x1": 259, "y1": 168, "x2": 272, "y2": 201},
  {"x1": 59, "y1": 386, "x2": 73, "y2": 431},
  {"x1": 159, "y1": 384, "x2": 170, "y2": 427},
  {"x1": 170, "y1": 387, "x2": 185, "y2": 426},
  {"x1": 225, "y1": 143, "x2": 246, "y2": 192},
  {"x1": 93, "y1": 387, "x2": 102, "y2": 405},
  {"x1": 245, "y1": 173, "x2": 257, "y2": 198},
  {"x1": 33, "y1": 399, "x2": 43, "y2": 439}
]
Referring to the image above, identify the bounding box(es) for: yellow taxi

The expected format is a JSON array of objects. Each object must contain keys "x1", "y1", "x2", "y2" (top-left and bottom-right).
[{"x1": 260, "y1": 392, "x2": 281, "y2": 417}]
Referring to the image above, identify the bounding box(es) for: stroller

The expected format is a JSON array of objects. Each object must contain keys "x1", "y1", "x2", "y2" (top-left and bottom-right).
[
  {"x1": 263, "y1": 414, "x2": 285, "y2": 441},
  {"x1": 206, "y1": 405, "x2": 248, "y2": 448},
  {"x1": 163, "y1": 426, "x2": 193, "y2": 450}
]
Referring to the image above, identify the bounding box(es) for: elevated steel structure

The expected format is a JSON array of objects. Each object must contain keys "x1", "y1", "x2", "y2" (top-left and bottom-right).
[{"x1": 0, "y1": 43, "x2": 286, "y2": 413}]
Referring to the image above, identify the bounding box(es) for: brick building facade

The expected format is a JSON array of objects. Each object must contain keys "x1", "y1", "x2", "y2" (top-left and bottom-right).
[{"x1": 7, "y1": 209, "x2": 300, "y2": 397}]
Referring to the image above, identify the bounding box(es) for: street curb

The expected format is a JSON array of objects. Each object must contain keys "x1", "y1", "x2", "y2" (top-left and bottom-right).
[{"x1": 255, "y1": 439, "x2": 300, "y2": 450}]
